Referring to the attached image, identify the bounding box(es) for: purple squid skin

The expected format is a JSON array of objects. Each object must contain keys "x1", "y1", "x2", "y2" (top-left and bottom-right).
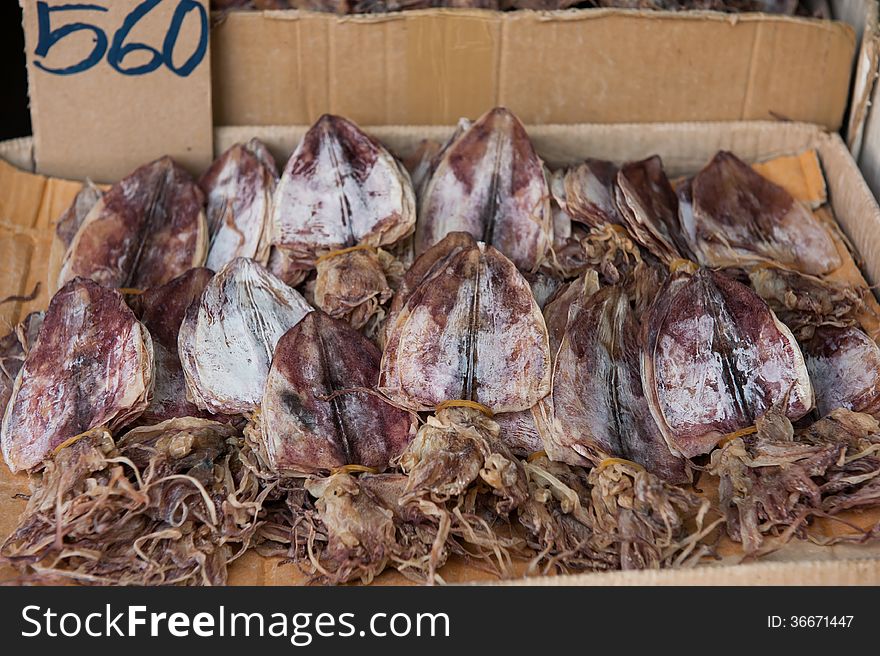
[
  {"x1": 415, "y1": 107, "x2": 551, "y2": 273},
  {"x1": 262, "y1": 311, "x2": 414, "y2": 473},
  {"x1": 1, "y1": 278, "x2": 154, "y2": 472},
  {"x1": 643, "y1": 267, "x2": 813, "y2": 459},
  {"x1": 58, "y1": 157, "x2": 207, "y2": 291},
  {"x1": 380, "y1": 232, "x2": 550, "y2": 414},
  {"x1": 803, "y1": 325, "x2": 880, "y2": 418},
  {"x1": 540, "y1": 284, "x2": 689, "y2": 483}
]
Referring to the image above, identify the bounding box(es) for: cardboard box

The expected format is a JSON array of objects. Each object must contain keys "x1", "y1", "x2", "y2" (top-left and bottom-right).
[
  {"x1": 210, "y1": 6, "x2": 863, "y2": 130},
  {"x1": 2, "y1": 119, "x2": 880, "y2": 584},
  {"x1": 20, "y1": 2, "x2": 877, "y2": 182}
]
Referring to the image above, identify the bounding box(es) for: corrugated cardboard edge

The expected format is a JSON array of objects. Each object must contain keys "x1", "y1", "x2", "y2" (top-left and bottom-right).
[
  {"x1": 0, "y1": 156, "x2": 87, "y2": 332},
  {"x1": 492, "y1": 558, "x2": 880, "y2": 586},
  {"x1": 4, "y1": 122, "x2": 880, "y2": 585},
  {"x1": 845, "y1": 0, "x2": 880, "y2": 156},
  {"x1": 245, "y1": 6, "x2": 848, "y2": 29}
]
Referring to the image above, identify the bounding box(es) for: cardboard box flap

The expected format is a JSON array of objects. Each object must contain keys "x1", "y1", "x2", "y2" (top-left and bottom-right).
[
  {"x1": 752, "y1": 150, "x2": 828, "y2": 207},
  {"x1": 211, "y1": 8, "x2": 856, "y2": 129},
  {"x1": 0, "y1": 159, "x2": 83, "y2": 330},
  {"x1": 842, "y1": 0, "x2": 879, "y2": 156}
]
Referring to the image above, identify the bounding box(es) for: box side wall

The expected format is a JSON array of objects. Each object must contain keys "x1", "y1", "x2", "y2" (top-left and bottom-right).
[
  {"x1": 816, "y1": 128, "x2": 880, "y2": 288},
  {"x1": 858, "y1": 109, "x2": 880, "y2": 199},
  {"x1": 211, "y1": 10, "x2": 855, "y2": 129}
]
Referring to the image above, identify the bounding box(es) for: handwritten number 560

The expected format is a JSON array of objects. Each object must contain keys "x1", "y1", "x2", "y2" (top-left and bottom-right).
[{"x1": 34, "y1": 1, "x2": 208, "y2": 77}]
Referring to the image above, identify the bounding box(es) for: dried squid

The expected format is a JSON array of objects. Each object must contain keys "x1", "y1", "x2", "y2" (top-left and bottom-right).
[
  {"x1": 0, "y1": 312, "x2": 43, "y2": 418},
  {"x1": 520, "y1": 451, "x2": 714, "y2": 574},
  {"x1": 259, "y1": 310, "x2": 413, "y2": 474},
  {"x1": 536, "y1": 282, "x2": 689, "y2": 483},
  {"x1": 405, "y1": 120, "x2": 471, "y2": 198},
  {"x1": 547, "y1": 160, "x2": 644, "y2": 284},
  {"x1": 129, "y1": 267, "x2": 220, "y2": 424},
  {"x1": 296, "y1": 472, "x2": 401, "y2": 584},
  {"x1": 248, "y1": 311, "x2": 455, "y2": 584},
  {"x1": 414, "y1": 107, "x2": 552, "y2": 272},
  {"x1": 642, "y1": 267, "x2": 813, "y2": 459},
  {"x1": 493, "y1": 410, "x2": 544, "y2": 457},
  {"x1": 271, "y1": 468, "x2": 461, "y2": 585},
  {"x1": 549, "y1": 220, "x2": 644, "y2": 285},
  {"x1": 261, "y1": 234, "x2": 547, "y2": 582},
  {"x1": 381, "y1": 232, "x2": 550, "y2": 412},
  {"x1": 2, "y1": 419, "x2": 264, "y2": 585},
  {"x1": 380, "y1": 231, "x2": 476, "y2": 348},
  {"x1": 709, "y1": 403, "x2": 880, "y2": 553},
  {"x1": 55, "y1": 181, "x2": 101, "y2": 249},
  {"x1": 269, "y1": 114, "x2": 415, "y2": 286},
  {"x1": 520, "y1": 269, "x2": 713, "y2": 572},
  {"x1": 1, "y1": 278, "x2": 154, "y2": 473},
  {"x1": 377, "y1": 232, "x2": 553, "y2": 574},
  {"x1": 803, "y1": 326, "x2": 880, "y2": 418},
  {"x1": 549, "y1": 159, "x2": 622, "y2": 230},
  {"x1": 542, "y1": 270, "x2": 601, "y2": 356},
  {"x1": 684, "y1": 151, "x2": 841, "y2": 275},
  {"x1": 57, "y1": 157, "x2": 208, "y2": 291},
  {"x1": 12, "y1": 124, "x2": 880, "y2": 585},
  {"x1": 748, "y1": 264, "x2": 871, "y2": 340},
  {"x1": 252, "y1": 470, "x2": 449, "y2": 587},
  {"x1": 615, "y1": 155, "x2": 693, "y2": 265},
  {"x1": 178, "y1": 257, "x2": 312, "y2": 415},
  {"x1": 200, "y1": 138, "x2": 278, "y2": 271},
  {"x1": 312, "y1": 245, "x2": 399, "y2": 332}
]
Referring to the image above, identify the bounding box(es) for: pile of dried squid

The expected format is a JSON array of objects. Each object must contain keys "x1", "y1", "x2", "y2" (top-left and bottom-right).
[{"x1": 1, "y1": 107, "x2": 879, "y2": 586}]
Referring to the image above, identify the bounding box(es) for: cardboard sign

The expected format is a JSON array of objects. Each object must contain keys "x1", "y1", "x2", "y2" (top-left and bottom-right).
[{"x1": 20, "y1": 0, "x2": 213, "y2": 183}]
